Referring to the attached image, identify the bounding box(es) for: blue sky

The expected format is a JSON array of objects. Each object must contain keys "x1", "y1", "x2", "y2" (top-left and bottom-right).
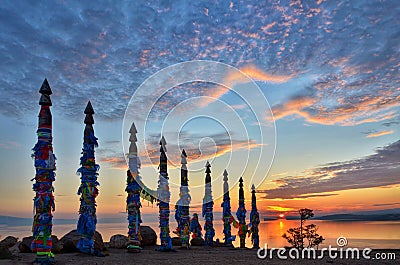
[{"x1": 0, "y1": 0, "x2": 399, "y2": 218}]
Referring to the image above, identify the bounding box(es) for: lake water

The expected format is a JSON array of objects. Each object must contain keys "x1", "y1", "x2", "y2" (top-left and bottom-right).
[{"x1": 1, "y1": 220, "x2": 399, "y2": 249}]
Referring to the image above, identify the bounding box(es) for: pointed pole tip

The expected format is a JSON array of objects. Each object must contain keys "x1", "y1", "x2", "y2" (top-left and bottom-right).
[
  {"x1": 84, "y1": 101, "x2": 95, "y2": 114},
  {"x1": 39, "y1": 78, "x2": 52, "y2": 95},
  {"x1": 129, "y1": 122, "x2": 137, "y2": 133},
  {"x1": 160, "y1": 135, "x2": 167, "y2": 145},
  {"x1": 181, "y1": 149, "x2": 187, "y2": 157}
]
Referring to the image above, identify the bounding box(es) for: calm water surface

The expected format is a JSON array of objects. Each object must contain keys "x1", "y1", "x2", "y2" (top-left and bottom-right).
[{"x1": 1, "y1": 220, "x2": 399, "y2": 249}]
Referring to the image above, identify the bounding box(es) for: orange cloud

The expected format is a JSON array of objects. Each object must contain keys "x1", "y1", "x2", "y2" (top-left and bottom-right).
[
  {"x1": 366, "y1": 130, "x2": 394, "y2": 138},
  {"x1": 271, "y1": 96, "x2": 317, "y2": 121},
  {"x1": 271, "y1": 94, "x2": 399, "y2": 126},
  {"x1": 268, "y1": 205, "x2": 296, "y2": 212},
  {"x1": 190, "y1": 65, "x2": 295, "y2": 109},
  {"x1": 225, "y1": 65, "x2": 295, "y2": 85},
  {"x1": 99, "y1": 157, "x2": 126, "y2": 170}
]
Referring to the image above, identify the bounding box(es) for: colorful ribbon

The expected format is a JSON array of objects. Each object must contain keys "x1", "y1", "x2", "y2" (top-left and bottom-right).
[
  {"x1": 175, "y1": 149, "x2": 191, "y2": 248},
  {"x1": 157, "y1": 137, "x2": 173, "y2": 251},
  {"x1": 31, "y1": 79, "x2": 56, "y2": 265},
  {"x1": 202, "y1": 162, "x2": 215, "y2": 246},
  {"x1": 236, "y1": 177, "x2": 248, "y2": 248},
  {"x1": 76, "y1": 102, "x2": 101, "y2": 256}
]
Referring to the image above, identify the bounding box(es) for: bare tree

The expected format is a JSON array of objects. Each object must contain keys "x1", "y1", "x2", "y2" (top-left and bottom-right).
[{"x1": 282, "y1": 208, "x2": 324, "y2": 249}]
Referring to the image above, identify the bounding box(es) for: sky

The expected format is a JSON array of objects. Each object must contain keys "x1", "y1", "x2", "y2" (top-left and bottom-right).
[{"x1": 0, "y1": 0, "x2": 399, "y2": 220}]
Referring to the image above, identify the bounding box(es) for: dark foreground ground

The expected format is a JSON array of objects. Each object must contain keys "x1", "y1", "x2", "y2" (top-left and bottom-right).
[{"x1": 1, "y1": 247, "x2": 398, "y2": 265}]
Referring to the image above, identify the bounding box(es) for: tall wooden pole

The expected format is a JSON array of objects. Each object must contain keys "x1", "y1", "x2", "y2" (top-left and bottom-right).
[
  {"x1": 175, "y1": 149, "x2": 191, "y2": 248},
  {"x1": 31, "y1": 79, "x2": 56, "y2": 264},
  {"x1": 76, "y1": 101, "x2": 100, "y2": 255},
  {"x1": 221, "y1": 169, "x2": 234, "y2": 246},
  {"x1": 126, "y1": 122, "x2": 142, "y2": 252},
  {"x1": 236, "y1": 177, "x2": 247, "y2": 248},
  {"x1": 202, "y1": 161, "x2": 215, "y2": 246},
  {"x1": 157, "y1": 136, "x2": 173, "y2": 251},
  {"x1": 250, "y1": 184, "x2": 260, "y2": 249}
]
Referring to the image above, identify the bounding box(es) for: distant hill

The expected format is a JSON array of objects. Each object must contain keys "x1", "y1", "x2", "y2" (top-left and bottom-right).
[
  {"x1": 0, "y1": 215, "x2": 77, "y2": 226},
  {"x1": 349, "y1": 208, "x2": 400, "y2": 215},
  {"x1": 315, "y1": 213, "x2": 400, "y2": 221},
  {"x1": 269, "y1": 208, "x2": 400, "y2": 221},
  {"x1": 263, "y1": 216, "x2": 278, "y2": 221},
  {"x1": 0, "y1": 216, "x2": 32, "y2": 226},
  {"x1": 315, "y1": 208, "x2": 400, "y2": 221},
  {"x1": 281, "y1": 213, "x2": 400, "y2": 221}
]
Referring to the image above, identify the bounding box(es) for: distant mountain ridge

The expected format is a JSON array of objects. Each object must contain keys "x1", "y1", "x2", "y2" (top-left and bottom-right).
[
  {"x1": 265, "y1": 208, "x2": 400, "y2": 221},
  {"x1": 0, "y1": 215, "x2": 77, "y2": 226},
  {"x1": 315, "y1": 213, "x2": 400, "y2": 221},
  {"x1": 0, "y1": 214, "x2": 158, "y2": 226}
]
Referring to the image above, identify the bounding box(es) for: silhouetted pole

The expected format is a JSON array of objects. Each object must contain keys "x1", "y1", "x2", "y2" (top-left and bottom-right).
[
  {"x1": 250, "y1": 184, "x2": 260, "y2": 249},
  {"x1": 126, "y1": 122, "x2": 142, "y2": 252},
  {"x1": 221, "y1": 169, "x2": 235, "y2": 246},
  {"x1": 236, "y1": 177, "x2": 247, "y2": 248},
  {"x1": 202, "y1": 161, "x2": 215, "y2": 246},
  {"x1": 76, "y1": 101, "x2": 101, "y2": 255},
  {"x1": 157, "y1": 136, "x2": 173, "y2": 251},
  {"x1": 31, "y1": 79, "x2": 56, "y2": 264},
  {"x1": 189, "y1": 213, "x2": 202, "y2": 240},
  {"x1": 175, "y1": 149, "x2": 191, "y2": 248}
]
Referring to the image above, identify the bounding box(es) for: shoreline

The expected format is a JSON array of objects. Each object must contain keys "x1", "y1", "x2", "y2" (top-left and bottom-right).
[
  {"x1": 2, "y1": 220, "x2": 400, "y2": 250},
  {"x1": 1, "y1": 246, "x2": 399, "y2": 265}
]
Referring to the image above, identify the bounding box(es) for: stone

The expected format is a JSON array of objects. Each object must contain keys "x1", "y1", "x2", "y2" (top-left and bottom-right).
[
  {"x1": 0, "y1": 236, "x2": 18, "y2": 248},
  {"x1": 109, "y1": 234, "x2": 128, "y2": 249},
  {"x1": 18, "y1": 237, "x2": 32, "y2": 253},
  {"x1": 59, "y1": 232, "x2": 77, "y2": 253},
  {"x1": 214, "y1": 238, "x2": 225, "y2": 247},
  {"x1": 171, "y1": 237, "x2": 182, "y2": 246},
  {"x1": 190, "y1": 237, "x2": 205, "y2": 246},
  {"x1": 18, "y1": 235, "x2": 61, "y2": 253},
  {"x1": 51, "y1": 236, "x2": 62, "y2": 253},
  {"x1": 140, "y1": 226, "x2": 157, "y2": 246},
  {"x1": 8, "y1": 243, "x2": 19, "y2": 255},
  {"x1": 59, "y1": 230, "x2": 105, "y2": 253},
  {"x1": 0, "y1": 245, "x2": 12, "y2": 259},
  {"x1": 94, "y1": 231, "x2": 106, "y2": 251}
]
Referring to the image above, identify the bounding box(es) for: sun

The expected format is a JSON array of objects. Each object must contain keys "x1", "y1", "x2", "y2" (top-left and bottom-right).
[{"x1": 278, "y1": 213, "x2": 285, "y2": 218}]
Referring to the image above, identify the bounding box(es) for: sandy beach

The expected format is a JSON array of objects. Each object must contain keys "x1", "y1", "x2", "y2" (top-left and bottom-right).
[{"x1": 1, "y1": 246, "x2": 398, "y2": 265}]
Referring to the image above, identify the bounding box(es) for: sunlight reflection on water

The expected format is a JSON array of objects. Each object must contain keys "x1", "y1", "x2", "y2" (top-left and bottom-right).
[{"x1": 1, "y1": 220, "x2": 399, "y2": 249}]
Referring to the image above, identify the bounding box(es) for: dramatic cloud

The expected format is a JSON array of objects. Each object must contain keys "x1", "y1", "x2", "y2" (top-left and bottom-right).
[
  {"x1": 0, "y1": 0, "x2": 399, "y2": 126},
  {"x1": 271, "y1": 95, "x2": 317, "y2": 121},
  {"x1": 270, "y1": 88, "x2": 399, "y2": 126},
  {"x1": 258, "y1": 140, "x2": 400, "y2": 199}
]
